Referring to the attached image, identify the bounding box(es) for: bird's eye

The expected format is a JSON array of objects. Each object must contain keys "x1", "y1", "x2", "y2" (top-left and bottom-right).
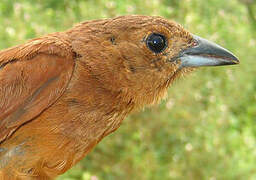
[{"x1": 146, "y1": 33, "x2": 167, "y2": 53}]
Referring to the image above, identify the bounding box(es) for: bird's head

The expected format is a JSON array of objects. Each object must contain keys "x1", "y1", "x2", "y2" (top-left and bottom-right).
[{"x1": 70, "y1": 15, "x2": 239, "y2": 109}]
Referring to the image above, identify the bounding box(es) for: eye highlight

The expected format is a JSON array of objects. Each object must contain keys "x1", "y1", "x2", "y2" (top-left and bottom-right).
[{"x1": 146, "y1": 33, "x2": 167, "y2": 54}]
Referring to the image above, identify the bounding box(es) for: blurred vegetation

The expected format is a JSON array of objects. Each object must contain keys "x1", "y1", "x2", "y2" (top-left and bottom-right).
[{"x1": 0, "y1": 0, "x2": 255, "y2": 179}]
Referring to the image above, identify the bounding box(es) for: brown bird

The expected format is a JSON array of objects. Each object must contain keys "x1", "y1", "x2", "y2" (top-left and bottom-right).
[{"x1": 0, "y1": 15, "x2": 239, "y2": 179}]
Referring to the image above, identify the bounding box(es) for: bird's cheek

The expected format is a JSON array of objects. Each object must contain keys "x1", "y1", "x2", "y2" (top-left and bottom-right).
[{"x1": 166, "y1": 57, "x2": 182, "y2": 71}]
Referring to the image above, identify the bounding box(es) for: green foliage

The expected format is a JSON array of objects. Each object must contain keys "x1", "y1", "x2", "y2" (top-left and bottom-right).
[{"x1": 0, "y1": 0, "x2": 255, "y2": 179}]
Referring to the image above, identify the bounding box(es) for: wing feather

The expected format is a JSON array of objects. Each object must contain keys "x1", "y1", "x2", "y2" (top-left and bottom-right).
[{"x1": 0, "y1": 34, "x2": 75, "y2": 143}]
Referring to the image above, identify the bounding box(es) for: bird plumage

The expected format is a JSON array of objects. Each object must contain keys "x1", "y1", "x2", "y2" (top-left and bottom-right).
[{"x1": 0, "y1": 15, "x2": 238, "y2": 179}]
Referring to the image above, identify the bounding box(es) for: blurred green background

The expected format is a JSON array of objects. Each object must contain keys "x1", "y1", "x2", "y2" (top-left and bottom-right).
[{"x1": 0, "y1": 0, "x2": 256, "y2": 179}]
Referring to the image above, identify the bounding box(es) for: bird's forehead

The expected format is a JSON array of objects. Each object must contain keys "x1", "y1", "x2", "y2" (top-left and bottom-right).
[
  {"x1": 110, "y1": 15, "x2": 192, "y2": 39},
  {"x1": 112, "y1": 15, "x2": 178, "y2": 27}
]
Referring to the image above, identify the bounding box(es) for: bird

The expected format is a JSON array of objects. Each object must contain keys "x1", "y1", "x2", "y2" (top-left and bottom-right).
[{"x1": 0, "y1": 15, "x2": 239, "y2": 179}]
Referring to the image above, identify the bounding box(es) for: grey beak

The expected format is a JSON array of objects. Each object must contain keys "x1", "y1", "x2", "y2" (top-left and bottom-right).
[{"x1": 179, "y1": 35, "x2": 239, "y2": 68}]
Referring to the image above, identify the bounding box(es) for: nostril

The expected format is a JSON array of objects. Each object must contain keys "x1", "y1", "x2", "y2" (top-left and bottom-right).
[{"x1": 192, "y1": 40, "x2": 199, "y2": 47}]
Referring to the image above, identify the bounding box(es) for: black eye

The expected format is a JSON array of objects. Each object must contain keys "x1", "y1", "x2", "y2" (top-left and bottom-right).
[{"x1": 146, "y1": 33, "x2": 167, "y2": 53}]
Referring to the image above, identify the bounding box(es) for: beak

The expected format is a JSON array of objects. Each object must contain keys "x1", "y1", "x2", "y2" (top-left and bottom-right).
[{"x1": 179, "y1": 35, "x2": 239, "y2": 68}]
